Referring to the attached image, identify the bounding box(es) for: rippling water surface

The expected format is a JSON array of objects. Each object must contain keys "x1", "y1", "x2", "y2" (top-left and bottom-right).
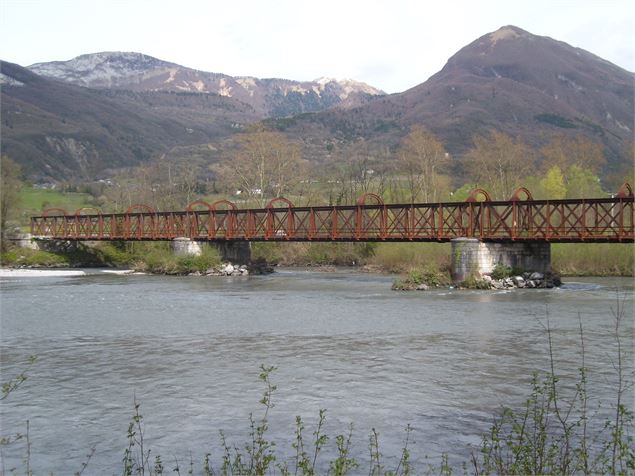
[{"x1": 1, "y1": 270, "x2": 633, "y2": 474}]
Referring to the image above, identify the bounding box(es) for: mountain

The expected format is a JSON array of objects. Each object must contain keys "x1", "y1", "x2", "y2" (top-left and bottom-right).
[
  {"x1": 28, "y1": 52, "x2": 385, "y2": 117},
  {"x1": 269, "y1": 26, "x2": 633, "y2": 176},
  {"x1": 2, "y1": 52, "x2": 383, "y2": 181},
  {"x1": 1, "y1": 61, "x2": 260, "y2": 180},
  {"x1": 3, "y1": 26, "x2": 633, "y2": 183}
]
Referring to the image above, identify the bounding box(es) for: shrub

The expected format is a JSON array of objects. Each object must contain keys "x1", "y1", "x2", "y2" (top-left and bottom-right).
[
  {"x1": 0, "y1": 247, "x2": 69, "y2": 267},
  {"x1": 177, "y1": 247, "x2": 221, "y2": 273},
  {"x1": 490, "y1": 263, "x2": 512, "y2": 280},
  {"x1": 251, "y1": 242, "x2": 285, "y2": 265},
  {"x1": 132, "y1": 244, "x2": 221, "y2": 274},
  {"x1": 408, "y1": 265, "x2": 450, "y2": 287},
  {"x1": 93, "y1": 242, "x2": 134, "y2": 267},
  {"x1": 392, "y1": 264, "x2": 451, "y2": 290}
]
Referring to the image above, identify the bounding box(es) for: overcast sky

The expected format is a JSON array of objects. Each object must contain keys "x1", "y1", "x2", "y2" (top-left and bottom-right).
[{"x1": 1, "y1": 0, "x2": 633, "y2": 93}]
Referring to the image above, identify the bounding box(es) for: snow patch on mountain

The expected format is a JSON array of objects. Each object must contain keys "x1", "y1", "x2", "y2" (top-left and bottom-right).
[
  {"x1": 489, "y1": 26, "x2": 522, "y2": 45},
  {"x1": 29, "y1": 52, "x2": 175, "y2": 87},
  {"x1": 218, "y1": 78, "x2": 232, "y2": 97},
  {"x1": 236, "y1": 77, "x2": 257, "y2": 97},
  {"x1": 313, "y1": 77, "x2": 383, "y2": 98},
  {"x1": 26, "y1": 52, "x2": 385, "y2": 115},
  {"x1": 165, "y1": 69, "x2": 178, "y2": 84},
  {"x1": 0, "y1": 72, "x2": 24, "y2": 86}
]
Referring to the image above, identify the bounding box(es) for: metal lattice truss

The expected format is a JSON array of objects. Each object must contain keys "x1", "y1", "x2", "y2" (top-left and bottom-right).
[{"x1": 31, "y1": 185, "x2": 634, "y2": 243}]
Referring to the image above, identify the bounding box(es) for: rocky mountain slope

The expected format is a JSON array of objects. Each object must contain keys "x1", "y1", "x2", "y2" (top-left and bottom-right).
[
  {"x1": 29, "y1": 52, "x2": 384, "y2": 117},
  {"x1": 1, "y1": 61, "x2": 260, "y2": 179},
  {"x1": 272, "y1": 26, "x2": 633, "y2": 177},
  {"x1": 3, "y1": 26, "x2": 633, "y2": 183}
]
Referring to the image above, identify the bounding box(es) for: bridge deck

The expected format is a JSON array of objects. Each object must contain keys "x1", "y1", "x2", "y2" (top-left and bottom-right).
[{"x1": 31, "y1": 191, "x2": 634, "y2": 244}]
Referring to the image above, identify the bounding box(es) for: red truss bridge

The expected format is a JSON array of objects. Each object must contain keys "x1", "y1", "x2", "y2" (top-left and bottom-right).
[{"x1": 31, "y1": 184, "x2": 634, "y2": 244}]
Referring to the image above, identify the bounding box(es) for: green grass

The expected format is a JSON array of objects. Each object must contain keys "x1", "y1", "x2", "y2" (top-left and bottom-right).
[
  {"x1": 552, "y1": 243, "x2": 634, "y2": 276},
  {"x1": 251, "y1": 242, "x2": 377, "y2": 266},
  {"x1": 0, "y1": 241, "x2": 222, "y2": 274},
  {"x1": 133, "y1": 244, "x2": 221, "y2": 275},
  {"x1": 0, "y1": 248, "x2": 70, "y2": 267},
  {"x1": 368, "y1": 242, "x2": 451, "y2": 273},
  {"x1": 18, "y1": 186, "x2": 93, "y2": 215},
  {"x1": 250, "y1": 241, "x2": 634, "y2": 278}
]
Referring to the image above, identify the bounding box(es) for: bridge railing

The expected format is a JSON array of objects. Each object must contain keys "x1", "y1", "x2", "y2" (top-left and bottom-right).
[{"x1": 30, "y1": 185, "x2": 634, "y2": 243}]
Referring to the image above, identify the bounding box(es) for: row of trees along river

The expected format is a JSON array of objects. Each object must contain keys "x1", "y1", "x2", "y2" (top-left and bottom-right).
[{"x1": 1, "y1": 127, "x2": 633, "y2": 275}]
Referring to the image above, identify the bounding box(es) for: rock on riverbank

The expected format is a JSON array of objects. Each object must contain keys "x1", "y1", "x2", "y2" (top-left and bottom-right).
[
  {"x1": 481, "y1": 271, "x2": 562, "y2": 289},
  {"x1": 392, "y1": 270, "x2": 562, "y2": 291},
  {"x1": 187, "y1": 260, "x2": 274, "y2": 277}
]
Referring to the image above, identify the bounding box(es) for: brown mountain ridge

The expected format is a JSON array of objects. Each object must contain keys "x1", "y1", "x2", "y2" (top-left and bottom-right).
[
  {"x1": 269, "y1": 26, "x2": 633, "y2": 178},
  {"x1": 2, "y1": 25, "x2": 633, "y2": 183}
]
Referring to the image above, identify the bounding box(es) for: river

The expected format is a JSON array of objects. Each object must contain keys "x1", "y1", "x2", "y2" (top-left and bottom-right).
[{"x1": 0, "y1": 269, "x2": 633, "y2": 474}]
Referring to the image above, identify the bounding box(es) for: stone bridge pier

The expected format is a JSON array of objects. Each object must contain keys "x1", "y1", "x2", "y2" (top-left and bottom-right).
[
  {"x1": 171, "y1": 238, "x2": 251, "y2": 265},
  {"x1": 450, "y1": 238, "x2": 551, "y2": 282}
]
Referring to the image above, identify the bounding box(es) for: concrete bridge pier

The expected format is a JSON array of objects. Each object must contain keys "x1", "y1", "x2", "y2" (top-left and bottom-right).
[
  {"x1": 172, "y1": 237, "x2": 204, "y2": 256},
  {"x1": 171, "y1": 238, "x2": 252, "y2": 265},
  {"x1": 450, "y1": 238, "x2": 551, "y2": 282},
  {"x1": 215, "y1": 241, "x2": 251, "y2": 265},
  {"x1": 6, "y1": 232, "x2": 39, "y2": 250}
]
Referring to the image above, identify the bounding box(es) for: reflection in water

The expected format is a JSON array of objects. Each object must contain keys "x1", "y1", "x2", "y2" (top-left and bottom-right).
[{"x1": 0, "y1": 272, "x2": 633, "y2": 473}]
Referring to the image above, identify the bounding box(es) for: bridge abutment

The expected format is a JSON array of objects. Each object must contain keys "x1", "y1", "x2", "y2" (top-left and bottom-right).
[{"x1": 450, "y1": 238, "x2": 551, "y2": 282}]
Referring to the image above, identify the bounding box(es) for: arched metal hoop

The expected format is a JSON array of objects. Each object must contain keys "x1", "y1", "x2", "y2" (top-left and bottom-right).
[
  {"x1": 210, "y1": 199, "x2": 237, "y2": 211},
  {"x1": 186, "y1": 200, "x2": 214, "y2": 212},
  {"x1": 74, "y1": 207, "x2": 102, "y2": 216},
  {"x1": 466, "y1": 188, "x2": 491, "y2": 202},
  {"x1": 510, "y1": 187, "x2": 533, "y2": 201},
  {"x1": 356, "y1": 193, "x2": 384, "y2": 206},
  {"x1": 616, "y1": 183, "x2": 633, "y2": 198}
]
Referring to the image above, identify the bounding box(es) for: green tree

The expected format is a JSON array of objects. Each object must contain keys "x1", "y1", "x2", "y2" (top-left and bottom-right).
[
  {"x1": 540, "y1": 165, "x2": 567, "y2": 199},
  {"x1": 565, "y1": 164, "x2": 604, "y2": 198},
  {"x1": 0, "y1": 155, "x2": 23, "y2": 250}
]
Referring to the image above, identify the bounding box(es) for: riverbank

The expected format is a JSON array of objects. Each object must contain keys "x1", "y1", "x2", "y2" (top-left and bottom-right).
[
  {"x1": 1, "y1": 241, "x2": 632, "y2": 278},
  {"x1": 0, "y1": 268, "x2": 137, "y2": 278},
  {"x1": 251, "y1": 242, "x2": 634, "y2": 277}
]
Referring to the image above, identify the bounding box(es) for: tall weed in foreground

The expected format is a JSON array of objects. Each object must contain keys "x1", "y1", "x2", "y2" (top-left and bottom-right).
[
  {"x1": 2, "y1": 302, "x2": 632, "y2": 475},
  {"x1": 116, "y1": 303, "x2": 633, "y2": 476},
  {"x1": 471, "y1": 294, "x2": 634, "y2": 475}
]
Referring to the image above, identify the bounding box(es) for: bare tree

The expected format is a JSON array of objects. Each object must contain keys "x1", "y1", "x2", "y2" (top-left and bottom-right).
[
  {"x1": 214, "y1": 131, "x2": 307, "y2": 206},
  {"x1": 0, "y1": 155, "x2": 23, "y2": 250},
  {"x1": 103, "y1": 157, "x2": 205, "y2": 212},
  {"x1": 464, "y1": 130, "x2": 534, "y2": 200},
  {"x1": 396, "y1": 125, "x2": 449, "y2": 203},
  {"x1": 540, "y1": 134, "x2": 606, "y2": 175},
  {"x1": 320, "y1": 141, "x2": 390, "y2": 205}
]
